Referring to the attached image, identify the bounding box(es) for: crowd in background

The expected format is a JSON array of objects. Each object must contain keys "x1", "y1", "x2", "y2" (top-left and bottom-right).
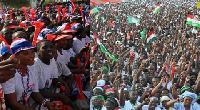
[
  {"x1": 0, "y1": 1, "x2": 90, "y2": 110},
  {"x1": 90, "y1": 0, "x2": 200, "y2": 110}
]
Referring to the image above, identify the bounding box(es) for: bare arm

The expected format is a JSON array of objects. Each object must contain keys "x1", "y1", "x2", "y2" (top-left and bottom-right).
[{"x1": 5, "y1": 93, "x2": 33, "y2": 110}]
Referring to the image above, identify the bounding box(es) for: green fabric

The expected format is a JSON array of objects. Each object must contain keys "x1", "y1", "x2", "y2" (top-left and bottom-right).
[
  {"x1": 102, "y1": 66, "x2": 109, "y2": 74},
  {"x1": 181, "y1": 86, "x2": 191, "y2": 93},
  {"x1": 141, "y1": 28, "x2": 146, "y2": 38},
  {"x1": 92, "y1": 8, "x2": 99, "y2": 14}
]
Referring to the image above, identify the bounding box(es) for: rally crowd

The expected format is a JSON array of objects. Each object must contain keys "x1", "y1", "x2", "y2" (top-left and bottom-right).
[
  {"x1": 90, "y1": 0, "x2": 200, "y2": 110},
  {"x1": 0, "y1": 1, "x2": 90, "y2": 110}
]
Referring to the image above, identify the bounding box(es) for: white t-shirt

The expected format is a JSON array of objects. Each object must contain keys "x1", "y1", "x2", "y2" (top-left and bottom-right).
[
  {"x1": 34, "y1": 58, "x2": 58, "y2": 89},
  {"x1": 57, "y1": 49, "x2": 69, "y2": 65},
  {"x1": 56, "y1": 61, "x2": 71, "y2": 77},
  {"x1": 142, "y1": 105, "x2": 161, "y2": 110},
  {"x1": 62, "y1": 48, "x2": 76, "y2": 65},
  {"x1": 90, "y1": 105, "x2": 106, "y2": 110},
  {"x1": 73, "y1": 37, "x2": 86, "y2": 54},
  {"x1": 121, "y1": 100, "x2": 141, "y2": 110},
  {"x1": 83, "y1": 35, "x2": 90, "y2": 44},
  {"x1": 2, "y1": 66, "x2": 39, "y2": 103}
]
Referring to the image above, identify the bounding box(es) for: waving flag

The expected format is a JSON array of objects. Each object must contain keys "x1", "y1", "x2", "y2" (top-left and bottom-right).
[
  {"x1": 187, "y1": 14, "x2": 200, "y2": 28},
  {"x1": 153, "y1": 4, "x2": 160, "y2": 14},
  {"x1": 147, "y1": 30, "x2": 157, "y2": 44},
  {"x1": 70, "y1": 0, "x2": 77, "y2": 13},
  {"x1": 128, "y1": 16, "x2": 140, "y2": 25},
  {"x1": 93, "y1": 33, "x2": 118, "y2": 62}
]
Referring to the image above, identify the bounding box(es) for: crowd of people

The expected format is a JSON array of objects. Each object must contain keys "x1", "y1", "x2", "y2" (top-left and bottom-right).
[
  {"x1": 90, "y1": 0, "x2": 200, "y2": 110},
  {"x1": 0, "y1": 1, "x2": 90, "y2": 110}
]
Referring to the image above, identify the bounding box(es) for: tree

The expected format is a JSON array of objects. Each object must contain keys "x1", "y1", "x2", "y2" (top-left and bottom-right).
[{"x1": 0, "y1": 0, "x2": 30, "y2": 8}]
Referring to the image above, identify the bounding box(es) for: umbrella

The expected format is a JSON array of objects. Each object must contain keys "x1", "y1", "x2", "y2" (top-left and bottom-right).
[{"x1": 90, "y1": 8, "x2": 99, "y2": 14}]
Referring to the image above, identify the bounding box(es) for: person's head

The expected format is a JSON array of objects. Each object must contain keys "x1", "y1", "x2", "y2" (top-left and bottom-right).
[
  {"x1": 36, "y1": 39, "x2": 54, "y2": 60},
  {"x1": 190, "y1": 72, "x2": 197, "y2": 82},
  {"x1": 109, "y1": 72, "x2": 116, "y2": 81},
  {"x1": 139, "y1": 75, "x2": 147, "y2": 87},
  {"x1": 65, "y1": 37, "x2": 73, "y2": 49},
  {"x1": 184, "y1": 96, "x2": 192, "y2": 107},
  {"x1": 12, "y1": 31, "x2": 28, "y2": 40},
  {"x1": 105, "y1": 98, "x2": 118, "y2": 110},
  {"x1": 105, "y1": 88, "x2": 115, "y2": 98},
  {"x1": 92, "y1": 95, "x2": 104, "y2": 107},
  {"x1": 161, "y1": 88, "x2": 170, "y2": 97},
  {"x1": 152, "y1": 76, "x2": 160, "y2": 87},
  {"x1": 93, "y1": 87, "x2": 103, "y2": 96},
  {"x1": 129, "y1": 90, "x2": 138, "y2": 102},
  {"x1": 1, "y1": 46, "x2": 12, "y2": 60},
  {"x1": 11, "y1": 38, "x2": 36, "y2": 66},
  {"x1": 102, "y1": 74, "x2": 109, "y2": 82},
  {"x1": 149, "y1": 97, "x2": 158, "y2": 109},
  {"x1": 54, "y1": 35, "x2": 68, "y2": 49},
  {"x1": 148, "y1": 64, "x2": 155, "y2": 74},
  {"x1": 124, "y1": 89, "x2": 129, "y2": 100},
  {"x1": 122, "y1": 75, "x2": 129, "y2": 84},
  {"x1": 75, "y1": 25, "x2": 86, "y2": 38},
  {"x1": 135, "y1": 83, "x2": 143, "y2": 93},
  {"x1": 143, "y1": 69, "x2": 152, "y2": 81},
  {"x1": 160, "y1": 96, "x2": 171, "y2": 108},
  {"x1": 1, "y1": 28, "x2": 13, "y2": 44}
]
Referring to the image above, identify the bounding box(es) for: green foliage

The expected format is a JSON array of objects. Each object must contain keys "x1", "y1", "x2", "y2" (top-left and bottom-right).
[
  {"x1": 43, "y1": 0, "x2": 54, "y2": 5},
  {"x1": 0, "y1": 0, "x2": 30, "y2": 8}
]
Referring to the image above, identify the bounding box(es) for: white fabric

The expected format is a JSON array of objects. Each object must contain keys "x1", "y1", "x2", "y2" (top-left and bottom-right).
[
  {"x1": 62, "y1": 48, "x2": 76, "y2": 65},
  {"x1": 84, "y1": 35, "x2": 90, "y2": 44},
  {"x1": 121, "y1": 100, "x2": 141, "y2": 110},
  {"x1": 34, "y1": 58, "x2": 58, "y2": 89},
  {"x1": 73, "y1": 37, "x2": 86, "y2": 54},
  {"x1": 56, "y1": 61, "x2": 71, "y2": 77},
  {"x1": 2, "y1": 66, "x2": 39, "y2": 103},
  {"x1": 142, "y1": 105, "x2": 161, "y2": 110},
  {"x1": 57, "y1": 49, "x2": 69, "y2": 65},
  {"x1": 90, "y1": 105, "x2": 106, "y2": 110},
  {"x1": 0, "y1": 42, "x2": 6, "y2": 56}
]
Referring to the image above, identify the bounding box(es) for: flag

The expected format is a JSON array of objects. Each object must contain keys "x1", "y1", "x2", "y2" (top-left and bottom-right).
[
  {"x1": 141, "y1": 28, "x2": 146, "y2": 38},
  {"x1": 95, "y1": 14, "x2": 99, "y2": 19},
  {"x1": 70, "y1": 0, "x2": 77, "y2": 13},
  {"x1": 93, "y1": 33, "x2": 118, "y2": 62},
  {"x1": 91, "y1": 45, "x2": 97, "y2": 56},
  {"x1": 128, "y1": 16, "x2": 140, "y2": 25},
  {"x1": 90, "y1": 8, "x2": 99, "y2": 14},
  {"x1": 186, "y1": 14, "x2": 200, "y2": 28},
  {"x1": 153, "y1": 4, "x2": 160, "y2": 14},
  {"x1": 101, "y1": 17, "x2": 104, "y2": 22},
  {"x1": 36, "y1": 33, "x2": 43, "y2": 43},
  {"x1": 140, "y1": 9, "x2": 145, "y2": 14},
  {"x1": 147, "y1": 30, "x2": 157, "y2": 44}
]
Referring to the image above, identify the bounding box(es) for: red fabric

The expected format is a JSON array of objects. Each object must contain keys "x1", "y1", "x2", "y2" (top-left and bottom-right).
[
  {"x1": 70, "y1": 0, "x2": 77, "y2": 13},
  {"x1": 32, "y1": 21, "x2": 44, "y2": 46}
]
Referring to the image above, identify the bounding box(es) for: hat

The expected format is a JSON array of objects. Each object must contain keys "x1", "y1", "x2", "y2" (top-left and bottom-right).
[
  {"x1": 1, "y1": 46, "x2": 12, "y2": 56},
  {"x1": 62, "y1": 29, "x2": 77, "y2": 33},
  {"x1": 54, "y1": 35, "x2": 72, "y2": 41},
  {"x1": 180, "y1": 91, "x2": 197, "y2": 104},
  {"x1": 93, "y1": 87, "x2": 103, "y2": 93},
  {"x1": 160, "y1": 96, "x2": 171, "y2": 102},
  {"x1": 11, "y1": 38, "x2": 36, "y2": 54},
  {"x1": 97, "y1": 80, "x2": 106, "y2": 87},
  {"x1": 105, "y1": 88, "x2": 115, "y2": 95},
  {"x1": 181, "y1": 86, "x2": 191, "y2": 93}
]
